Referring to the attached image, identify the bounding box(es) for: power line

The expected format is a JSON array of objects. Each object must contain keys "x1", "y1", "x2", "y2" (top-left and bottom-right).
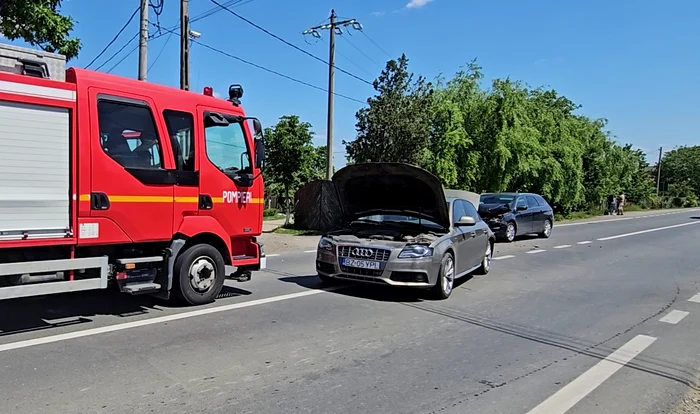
[
  {"x1": 320, "y1": 36, "x2": 374, "y2": 78},
  {"x1": 209, "y1": 0, "x2": 372, "y2": 86},
  {"x1": 340, "y1": 33, "x2": 382, "y2": 68},
  {"x1": 95, "y1": 33, "x2": 139, "y2": 72},
  {"x1": 191, "y1": 38, "x2": 366, "y2": 104},
  {"x1": 148, "y1": 31, "x2": 173, "y2": 73},
  {"x1": 148, "y1": 24, "x2": 365, "y2": 103},
  {"x1": 106, "y1": 42, "x2": 140, "y2": 74},
  {"x1": 359, "y1": 30, "x2": 393, "y2": 59},
  {"x1": 96, "y1": 0, "x2": 250, "y2": 73},
  {"x1": 85, "y1": 7, "x2": 140, "y2": 69}
]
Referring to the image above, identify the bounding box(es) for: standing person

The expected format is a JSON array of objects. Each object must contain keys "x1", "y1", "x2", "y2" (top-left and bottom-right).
[
  {"x1": 607, "y1": 194, "x2": 617, "y2": 215},
  {"x1": 617, "y1": 193, "x2": 625, "y2": 215}
]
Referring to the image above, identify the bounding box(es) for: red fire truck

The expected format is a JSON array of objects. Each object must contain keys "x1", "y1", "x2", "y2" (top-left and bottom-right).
[{"x1": 0, "y1": 43, "x2": 267, "y2": 305}]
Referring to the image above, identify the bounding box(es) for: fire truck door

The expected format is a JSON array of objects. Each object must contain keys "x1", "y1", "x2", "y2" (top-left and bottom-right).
[
  {"x1": 162, "y1": 110, "x2": 199, "y2": 233},
  {"x1": 197, "y1": 108, "x2": 260, "y2": 242},
  {"x1": 89, "y1": 92, "x2": 175, "y2": 242}
]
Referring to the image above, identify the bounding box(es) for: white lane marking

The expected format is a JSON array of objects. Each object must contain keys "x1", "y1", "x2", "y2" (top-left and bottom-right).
[
  {"x1": 659, "y1": 310, "x2": 689, "y2": 325},
  {"x1": 493, "y1": 255, "x2": 516, "y2": 261},
  {"x1": 553, "y1": 245, "x2": 571, "y2": 249},
  {"x1": 526, "y1": 334, "x2": 657, "y2": 414},
  {"x1": 527, "y1": 249, "x2": 546, "y2": 254},
  {"x1": 577, "y1": 241, "x2": 592, "y2": 245},
  {"x1": 304, "y1": 250, "x2": 317, "y2": 253},
  {"x1": 555, "y1": 210, "x2": 689, "y2": 227},
  {"x1": 266, "y1": 254, "x2": 281, "y2": 257},
  {"x1": 688, "y1": 294, "x2": 700, "y2": 303},
  {"x1": 0, "y1": 288, "x2": 342, "y2": 353},
  {"x1": 596, "y1": 221, "x2": 700, "y2": 241}
]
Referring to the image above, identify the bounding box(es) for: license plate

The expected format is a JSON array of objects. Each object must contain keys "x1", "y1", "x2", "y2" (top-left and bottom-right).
[{"x1": 341, "y1": 258, "x2": 381, "y2": 270}]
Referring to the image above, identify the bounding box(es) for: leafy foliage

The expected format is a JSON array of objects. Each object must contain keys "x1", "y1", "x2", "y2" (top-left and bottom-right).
[
  {"x1": 345, "y1": 54, "x2": 433, "y2": 165},
  {"x1": 345, "y1": 56, "x2": 659, "y2": 215},
  {"x1": 263, "y1": 115, "x2": 324, "y2": 224},
  {"x1": 659, "y1": 146, "x2": 700, "y2": 198},
  {"x1": 0, "y1": 0, "x2": 81, "y2": 60}
]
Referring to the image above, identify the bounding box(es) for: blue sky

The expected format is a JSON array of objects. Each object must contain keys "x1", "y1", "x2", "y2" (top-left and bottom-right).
[{"x1": 7, "y1": 0, "x2": 700, "y2": 168}]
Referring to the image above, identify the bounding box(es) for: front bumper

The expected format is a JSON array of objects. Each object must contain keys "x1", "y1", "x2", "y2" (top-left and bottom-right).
[
  {"x1": 316, "y1": 244, "x2": 441, "y2": 288},
  {"x1": 485, "y1": 219, "x2": 507, "y2": 238}
]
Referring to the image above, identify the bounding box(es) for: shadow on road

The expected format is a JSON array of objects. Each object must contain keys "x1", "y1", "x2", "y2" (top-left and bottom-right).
[
  {"x1": 0, "y1": 284, "x2": 251, "y2": 338},
  {"x1": 689, "y1": 216, "x2": 700, "y2": 220},
  {"x1": 271, "y1": 268, "x2": 474, "y2": 303}
]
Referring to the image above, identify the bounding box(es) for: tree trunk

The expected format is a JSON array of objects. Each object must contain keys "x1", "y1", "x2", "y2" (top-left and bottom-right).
[{"x1": 284, "y1": 185, "x2": 291, "y2": 226}]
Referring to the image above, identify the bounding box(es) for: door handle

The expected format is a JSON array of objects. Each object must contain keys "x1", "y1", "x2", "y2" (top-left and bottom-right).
[{"x1": 470, "y1": 231, "x2": 476, "y2": 238}]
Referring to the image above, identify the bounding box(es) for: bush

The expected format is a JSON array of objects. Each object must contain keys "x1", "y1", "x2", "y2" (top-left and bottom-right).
[{"x1": 263, "y1": 208, "x2": 279, "y2": 218}]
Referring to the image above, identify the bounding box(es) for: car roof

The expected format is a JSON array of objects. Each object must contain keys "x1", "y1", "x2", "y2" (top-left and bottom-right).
[{"x1": 481, "y1": 192, "x2": 538, "y2": 197}]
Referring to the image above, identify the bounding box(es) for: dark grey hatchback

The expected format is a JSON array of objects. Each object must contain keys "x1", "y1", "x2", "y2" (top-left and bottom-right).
[{"x1": 478, "y1": 192, "x2": 554, "y2": 242}]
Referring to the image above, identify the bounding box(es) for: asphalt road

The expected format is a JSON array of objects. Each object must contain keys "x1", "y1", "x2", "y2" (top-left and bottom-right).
[{"x1": 1, "y1": 210, "x2": 700, "y2": 414}]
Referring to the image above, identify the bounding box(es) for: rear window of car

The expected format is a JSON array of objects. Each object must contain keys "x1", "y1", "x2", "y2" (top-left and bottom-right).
[
  {"x1": 534, "y1": 195, "x2": 549, "y2": 207},
  {"x1": 480, "y1": 194, "x2": 516, "y2": 205}
]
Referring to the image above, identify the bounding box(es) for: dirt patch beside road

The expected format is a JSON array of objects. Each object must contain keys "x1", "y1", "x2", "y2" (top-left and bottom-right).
[
  {"x1": 670, "y1": 383, "x2": 700, "y2": 414},
  {"x1": 258, "y1": 233, "x2": 319, "y2": 255}
]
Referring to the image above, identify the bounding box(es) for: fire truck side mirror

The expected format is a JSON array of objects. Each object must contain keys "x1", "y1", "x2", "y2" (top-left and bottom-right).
[
  {"x1": 252, "y1": 118, "x2": 263, "y2": 137},
  {"x1": 254, "y1": 138, "x2": 265, "y2": 170},
  {"x1": 249, "y1": 118, "x2": 265, "y2": 170}
]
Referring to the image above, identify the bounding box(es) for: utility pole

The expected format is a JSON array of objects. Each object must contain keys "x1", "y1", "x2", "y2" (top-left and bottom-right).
[
  {"x1": 180, "y1": 0, "x2": 190, "y2": 90},
  {"x1": 138, "y1": 0, "x2": 149, "y2": 81},
  {"x1": 656, "y1": 146, "x2": 663, "y2": 196},
  {"x1": 303, "y1": 10, "x2": 363, "y2": 180}
]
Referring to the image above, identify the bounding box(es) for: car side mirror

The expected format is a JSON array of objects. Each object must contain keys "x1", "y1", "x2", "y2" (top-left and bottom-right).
[
  {"x1": 455, "y1": 216, "x2": 476, "y2": 226},
  {"x1": 517, "y1": 205, "x2": 528, "y2": 211}
]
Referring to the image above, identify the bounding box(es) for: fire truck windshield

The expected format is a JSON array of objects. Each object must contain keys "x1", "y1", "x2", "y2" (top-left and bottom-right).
[{"x1": 204, "y1": 119, "x2": 251, "y2": 174}]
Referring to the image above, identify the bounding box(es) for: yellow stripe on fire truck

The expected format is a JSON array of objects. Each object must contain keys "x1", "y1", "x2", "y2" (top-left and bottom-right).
[{"x1": 79, "y1": 195, "x2": 263, "y2": 204}]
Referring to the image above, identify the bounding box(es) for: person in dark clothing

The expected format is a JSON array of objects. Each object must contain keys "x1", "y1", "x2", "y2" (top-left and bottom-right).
[{"x1": 607, "y1": 194, "x2": 617, "y2": 215}]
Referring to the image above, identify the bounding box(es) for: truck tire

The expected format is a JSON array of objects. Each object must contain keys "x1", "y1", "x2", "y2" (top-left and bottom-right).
[{"x1": 173, "y1": 243, "x2": 226, "y2": 306}]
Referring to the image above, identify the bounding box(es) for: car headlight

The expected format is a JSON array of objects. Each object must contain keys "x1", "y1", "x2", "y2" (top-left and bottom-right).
[
  {"x1": 398, "y1": 245, "x2": 433, "y2": 258},
  {"x1": 318, "y1": 237, "x2": 334, "y2": 251}
]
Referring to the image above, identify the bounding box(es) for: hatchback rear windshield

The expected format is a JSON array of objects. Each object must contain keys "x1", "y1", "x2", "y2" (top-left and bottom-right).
[{"x1": 480, "y1": 194, "x2": 516, "y2": 205}]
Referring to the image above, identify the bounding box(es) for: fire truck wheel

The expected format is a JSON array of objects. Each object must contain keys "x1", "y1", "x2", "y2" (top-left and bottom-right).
[{"x1": 173, "y1": 243, "x2": 226, "y2": 306}]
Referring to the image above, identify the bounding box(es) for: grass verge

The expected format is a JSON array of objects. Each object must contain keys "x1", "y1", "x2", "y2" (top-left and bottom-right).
[{"x1": 272, "y1": 225, "x2": 322, "y2": 236}]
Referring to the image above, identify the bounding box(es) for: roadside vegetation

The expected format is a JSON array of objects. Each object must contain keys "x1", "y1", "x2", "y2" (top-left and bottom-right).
[
  {"x1": 6, "y1": 3, "x2": 698, "y2": 224},
  {"x1": 265, "y1": 55, "x2": 700, "y2": 225}
]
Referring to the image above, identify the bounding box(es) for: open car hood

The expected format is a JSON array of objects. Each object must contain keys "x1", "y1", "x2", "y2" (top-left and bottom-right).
[
  {"x1": 478, "y1": 203, "x2": 511, "y2": 218},
  {"x1": 332, "y1": 162, "x2": 450, "y2": 230}
]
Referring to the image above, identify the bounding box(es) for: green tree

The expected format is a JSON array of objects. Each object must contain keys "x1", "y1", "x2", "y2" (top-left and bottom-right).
[
  {"x1": 659, "y1": 146, "x2": 700, "y2": 197},
  {"x1": 345, "y1": 54, "x2": 433, "y2": 165},
  {"x1": 264, "y1": 115, "x2": 316, "y2": 225},
  {"x1": 0, "y1": 0, "x2": 81, "y2": 60}
]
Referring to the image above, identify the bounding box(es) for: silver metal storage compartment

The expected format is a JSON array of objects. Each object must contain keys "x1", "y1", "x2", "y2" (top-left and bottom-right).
[
  {"x1": 0, "y1": 100, "x2": 71, "y2": 239},
  {"x1": 0, "y1": 43, "x2": 66, "y2": 81}
]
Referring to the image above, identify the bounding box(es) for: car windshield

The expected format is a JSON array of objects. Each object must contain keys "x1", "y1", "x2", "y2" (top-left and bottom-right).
[
  {"x1": 480, "y1": 194, "x2": 516, "y2": 206},
  {"x1": 356, "y1": 214, "x2": 440, "y2": 228}
]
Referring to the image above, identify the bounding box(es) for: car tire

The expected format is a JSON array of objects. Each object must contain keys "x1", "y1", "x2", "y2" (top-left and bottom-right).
[
  {"x1": 475, "y1": 241, "x2": 493, "y2": 275},
  {"x1": 172, "y1": 243, "x2": 226, "y2": 306},
  {"x1": 502, "y1": 221, "x2": 516, "y2": 243},
  {"x1": 430, "y1": 252, "x2": 455, "y2": 300},
  {"x1": 539, "y1": 219, "x2": 553, "y2": 238}
]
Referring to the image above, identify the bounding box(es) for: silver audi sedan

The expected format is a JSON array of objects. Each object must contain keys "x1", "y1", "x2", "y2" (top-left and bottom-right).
[{"x1": 315, "y1": 163, "x2": 495, "y2": 300}]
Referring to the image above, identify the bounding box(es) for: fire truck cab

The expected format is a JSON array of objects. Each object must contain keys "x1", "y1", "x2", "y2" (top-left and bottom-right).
[{"x1": 0, "y1": 43, "x2": 267, "y2": 305}]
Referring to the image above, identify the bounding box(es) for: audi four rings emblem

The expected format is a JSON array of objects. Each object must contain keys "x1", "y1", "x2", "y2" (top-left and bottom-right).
[{"x1": 352, "y1": 248, "x2": 374, "y2": 258}]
